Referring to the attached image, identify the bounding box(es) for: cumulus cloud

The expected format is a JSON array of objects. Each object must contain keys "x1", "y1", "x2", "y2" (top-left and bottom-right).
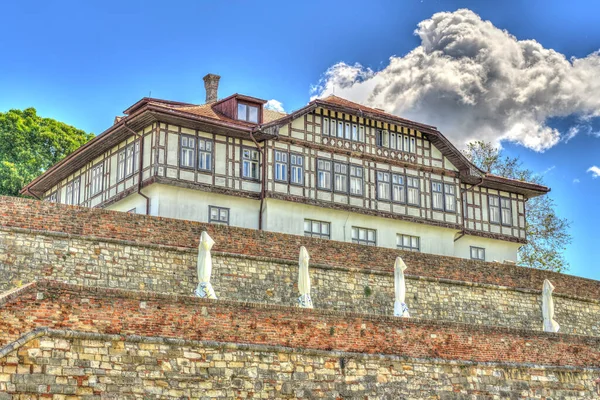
[
  {"x1": 265, "y1": 99, "x2": 285, "y2": 113},
  {"x1": 588, "y1": 166, "x2": 600, "y2": 178},
  {"x1": 311, "y1": 9, "x2": 600, "y2": 152}
]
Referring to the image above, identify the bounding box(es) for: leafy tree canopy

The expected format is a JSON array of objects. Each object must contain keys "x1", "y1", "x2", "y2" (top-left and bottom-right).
[
  {"x1": 0, "y1": 108, "x2": 94, "y2": 197},
  {"x1": 464, "y1": 141, "x2": 572, "y2": 273}
]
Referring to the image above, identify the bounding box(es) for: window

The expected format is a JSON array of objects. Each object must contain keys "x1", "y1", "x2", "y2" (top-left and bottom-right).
[
  {"x1": 290, "y1": 154, "x2": 304, "y2": 185},
  {"x1": 90, "y1": 163, "x2": 104, "y2": 196},
  {"x1": 198, "y1": 138, "x2": 212, "y2": 171},
  {"x1": 304, "y1": 219, "x2": 330, "y2": 239},
  {"x1": 392, "y1": 174, "x2": 405, "y2": 203},
  {"x1": 180, "y1": 135, "x2": 196, "y2": 168},
  {"x1": 333, "y1": 162, "x2": 348, "y2": 193},
  {"x1": 65, "y1": 178, "x2": 80, "y2": 206},
  {"x1": 117, "y1": 141, "x2": 140, "y2": 181},
  {"x1": 349, "y1": 165, "x2": 363, "y2": 196},
  {"x1": 444, "y1": 184, "x2": 456, "y2": 212},
  {"x1": 376, "y1": 130, "x2": 389, "y2": 147},
  {"x1": 397, "y1": 234, "x2": 420, "y2": 252},
  {"x1": 237, "y1": 103, "x2": 259, "y2": 123},
  {"x1": 403, "y1": 135, "x2": 409, "y2": 152},
  {"x1": 407, "y1": 177, "x2": 420, "y2": 206},
  {"x1": 45, "y1": 192, "x2": 57, "y2": 203},
  {"x1": 209, "y1": 206, "x2": 229, "y2": 225},
  {"x1": 352, "y1": 226, "x2": 376, "y2": 246},
  {"x1": 470, "y1": 246, "x2": 485, "y2": 261},
  {"x1": 489, "y1": 195, "x2": 512, "y2": 226},
  {"x1": 242, "y1": 148, "x2": 260, "y2": 180},
  {"x1": 317, "y1": 159, "x2": 332, "y2": 190},
  {"x1": 410, "y1": 137, "x2": 416, "y2": 153},
  {"x1": 274, "y1": 150, "x2": 288, "y2": 182},
  {"x1": 501, "y1": 198, "x2": 512, "y2": 226},
  {"x1": 322, "y1": 115, "x2": 364, "y2": 142},
  {"x1": 377, "y1": 171, "x2": 391, "y2": 201},
  {"x1": 432, "y1": 182, "x2": 444, "y2": 210}
]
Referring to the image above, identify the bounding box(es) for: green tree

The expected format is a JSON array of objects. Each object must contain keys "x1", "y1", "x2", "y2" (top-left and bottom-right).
[
  {"x1": 464, "y1": 141, "x2": 571, "y2": 273},
  {"x1": 0, "y1": 108, "x2": 93, "y2": 197}
]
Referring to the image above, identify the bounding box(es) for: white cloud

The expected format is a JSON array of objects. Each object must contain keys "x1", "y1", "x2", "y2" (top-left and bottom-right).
[
  {"x1": 265, "y1": 99, "x2": 285, "y2": 113},
  {"x1": 587, "y1": 166, "x2": 600, "y2": 178},
  {"x1": 573, "y1": 178, "x2": 580, "y2": 184},
  {"x1": 311, "y1": 9, "x2": 600, "y2": 152}
]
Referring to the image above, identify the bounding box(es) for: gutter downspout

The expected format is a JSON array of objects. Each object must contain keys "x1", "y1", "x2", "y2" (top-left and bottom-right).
[
  {"x1": 249, "y1": 131, "x2": 266, "y2": 230},
  {"x1": 123, "y1": 123, "x2": 150, "y2": 215},
  {"x1": 25, "y1": 187, "x2": 41, "y2": 200},
  {"x1": 454, "y1": 177, "x2": 484, "y2": 242}
]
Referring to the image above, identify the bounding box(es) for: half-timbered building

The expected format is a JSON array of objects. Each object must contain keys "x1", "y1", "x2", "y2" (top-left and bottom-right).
[{"x1": 21, "y1": 74, "x2": 549, "y2": 262}]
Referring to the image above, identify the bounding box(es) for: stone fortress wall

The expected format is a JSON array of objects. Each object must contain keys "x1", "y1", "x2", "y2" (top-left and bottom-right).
[{"x1": 0, "y1": 196, "x2": 599, "y2": 398}]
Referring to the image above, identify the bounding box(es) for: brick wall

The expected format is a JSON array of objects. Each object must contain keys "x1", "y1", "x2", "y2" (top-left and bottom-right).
[
  {"x1": 1, "y1": 330, "x2": 598, "y2": 399},
  {"x1": 2, "y1": 228, "x2": 599, "y2": 336},
  {"x1": 1, "y1": 196, "x2": 598, "y2": 300},
  {"x1": 2, "y1": 281, "x2": 600, "y2": 368}
]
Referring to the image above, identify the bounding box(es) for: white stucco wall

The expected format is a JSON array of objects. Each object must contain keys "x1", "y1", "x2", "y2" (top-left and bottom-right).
[{"x1": 454, "y1": 234, "x2": 521, "y2": 263}]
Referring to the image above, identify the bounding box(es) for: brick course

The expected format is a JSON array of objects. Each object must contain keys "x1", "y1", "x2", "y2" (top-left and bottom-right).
[
  {"x1": 1, "y1": 196, "x2": 599, "y2": 301},
  {"x1": 2, "y1": 281, "x2": 600, "y2": 368}
]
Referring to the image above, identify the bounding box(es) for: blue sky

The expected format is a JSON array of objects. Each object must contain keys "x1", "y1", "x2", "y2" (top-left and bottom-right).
[{"x1": 1, "y1": 0, "x2": 599, "y2": 279}]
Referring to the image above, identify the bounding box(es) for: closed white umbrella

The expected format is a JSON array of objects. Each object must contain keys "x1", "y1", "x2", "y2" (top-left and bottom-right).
[
  {"x1": 297, "y1": 246, "x2": 313, "y2": 308},
  {"x1": 194, "y1": 231, "x2": 217, "y2": 299},
  {"x1": 394, "y1": 257, "x2": 410, "y2": 317},
  {"x1": 542, "y1": 279, "x2": 559, "y2": 332}
]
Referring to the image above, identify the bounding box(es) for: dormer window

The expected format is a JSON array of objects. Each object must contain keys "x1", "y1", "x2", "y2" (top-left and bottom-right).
[{"x1": 237, "y1": 102, "x2": 259, "y2": 123}]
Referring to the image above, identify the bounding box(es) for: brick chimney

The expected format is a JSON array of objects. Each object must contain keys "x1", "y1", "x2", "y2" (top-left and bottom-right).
[{"x1": 203, "y1": 73, "x2": 221, "y2": 103}]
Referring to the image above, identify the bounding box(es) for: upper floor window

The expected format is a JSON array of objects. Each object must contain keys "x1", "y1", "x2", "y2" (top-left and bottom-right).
[
  {"x1": 118, "y1": 141, "x2": 140, "y2": 181},
  {"x1": 180, "y1": 135, "x2": 196, "y2": 168},
  {"x1": 376, "y1": 129, "x2": 416, "y2": 153},
  {"x1": 46, "y1": 191, "x2": 57, "y2": 203},
  {"x1": 238, "y1": 103, "x2": 259, "y2": 123},
  {"x1": 290, "y1": 154, "x2": 304, "y2": 185},
  {"x1": 274, "y1": 151, "x2": 288, "y2": 182},
  {"x1": 317, "y1": 159, "x2": 332, "y2": 190},
  {"x1": 392, "y1": 174, "x2": 405, "y2": 203},
  {"x1": 209, "y1": 205, "x2": 229, "y2": 225},
  {"x1": 407, "y1": 176, "x2": 420, "y2": 206},
  {"x1": 489, "y1": 195, "x2": 512, "y2": 226},
  {"x1": 333, "y1": 162, "x2": 348, "y2": 193},
  {"x1": 431, "y1": 182, "x2": 456, "y2": 212},
  {"x1": 304, "y1": 219, "x2": 330, "y2": 239},
  {"x1": 349, "y1": 165, "x2": 363, "y2": 196},
  {"x1": 321, "y1": 115, "x2": 364, "y2": 142},
  {"x1": 377, "y1": 171, "x2": 391, "y2": 201},
  {"x1": 352, "y1": 226, "x2": 376, "y2": 246},
  {"x1": 65, "y1": 178, "x2": 80, "y2": 206},
  {"x1": 397, "y1": 234, "x2": 420, "y2": 252},
  {"x1": 242, "y1": 148, "x2": 260, "y2": 180},
  {"x1": 90, "y1": 163, "x2": 104, "y2": 196},
  {"x1": 198, "y1": 138, "x2": 212, "y2": 171},
  {"x1": 470, "y1": 246, "x2": 485, "y2": 261}
]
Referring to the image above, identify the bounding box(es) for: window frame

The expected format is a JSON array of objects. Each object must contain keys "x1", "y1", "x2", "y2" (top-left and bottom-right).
[
  {"x1": 397, "y1": 234, "x2": 420, "y2": 252},
  {"x1": 488, "y1": 194, "x2": 512, "y2": 226},
  {"x1": 197, "y1": 137, "x2": 213, "y2": 172},
  {"x1": 321, "y1": 115, "x2": 364, "y2": 142},
  {"x1": 65, "y1": 177, "x2": 81, "y2": 206},
  {"x1": 90, "y1": 162, "x2": 104, "y2": 197},
  {"x1": 431, "y1": 181, "x2": 456, "y2": 213},
  {"x1": 304, "y1": 219, "x2": 331, "y2": 240},
  {"x1": 45, "y1": 191, "x2": 58, "y2": 203},
  {"x1": 391, "y1": 173, "x2": 406, "y2": 204},
  {"x1": 180, "y1": 134, "x2": 197, "y2": 170},
  {"x1": 316, "y1": 158, "x2": 333, "y2": 191},
  {"x1": 376, "y1": 170, "x2": 391, "y2": 202},
  {"x1": 290, "y1": 152, "x2": 304, "y2": 186},
  {"x1": 470, "y1": 246, "x2": 486, "y2": 261},
  {"x1": 273, "y1": 150, "x2": 289, "y2": 183},
  {"x1": 333, "y1": 162, "x2": 349, "y2": 194},
  {"x1": 351, "y1": 226, "x2": 377, "y2": 246},
  {"x1": 208, "y1": 205, "x2": 230, "y2": 225},
  {"x1": 237, "y1": 102, "x2": 259, "y2": 123},
  {"x1": 406, "y1": 176, "x2": 420, "y2": 206},
  {"x1": 241, "y1": 147, "x2": 261, "y2": 181},
  {"x1": 348, "y1": 164, "x2": 364, "y2": 197}
]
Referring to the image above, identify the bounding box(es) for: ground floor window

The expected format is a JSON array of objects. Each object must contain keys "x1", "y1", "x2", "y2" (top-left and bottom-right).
[
  {"x1": 304, "y1": 219, "x2": 330, "y2": 239},
  {"x1": 470, "y1": 246, "x2": 485, "y2": 261},
  {"x1": 209, "y1": 206, "x2": 230, "y2": 225},
  {"x1": 352, "y1": 226, "x2": 376, "y2": 246},
  {"x1": 397, "y1": 234, "x2": 420, "y2": 252}
]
